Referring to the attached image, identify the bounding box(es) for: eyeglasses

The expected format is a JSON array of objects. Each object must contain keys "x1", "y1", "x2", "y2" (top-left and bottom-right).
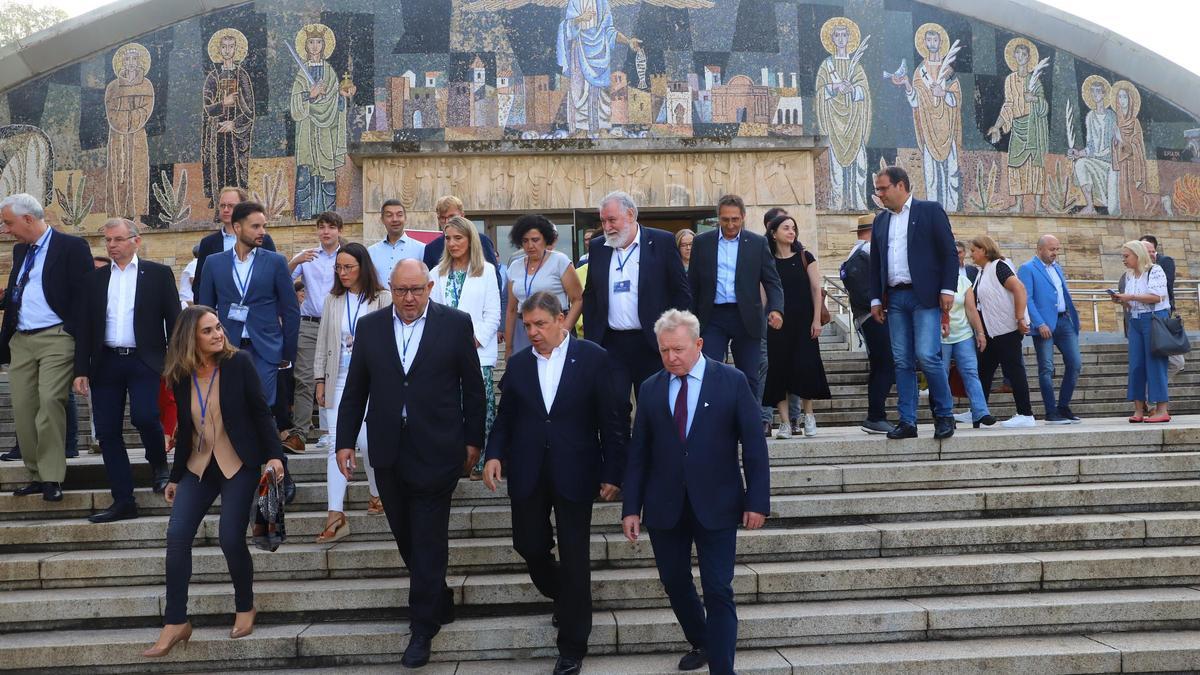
[
  {"x1": 873, "y1": 184, "x2": 894, "y2": 193},
  {"x1": 333, "y1": 264, "x2": 359, "y2": 273},
  {"x1": 391, "y1": 286, "x2": 428, "y2": 297},
  {"x1": 103, "y1": 235, "x2": 138, "y2": 244}
]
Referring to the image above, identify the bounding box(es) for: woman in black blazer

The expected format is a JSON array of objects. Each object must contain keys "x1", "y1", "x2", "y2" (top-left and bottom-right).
[{"x1": 143, "y1": 305, "x2": 285, "y2": 657}]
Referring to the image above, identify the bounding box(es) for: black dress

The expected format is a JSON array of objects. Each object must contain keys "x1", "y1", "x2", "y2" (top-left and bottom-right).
[{"x1": 763, "y1": 251, "x2": 832, "y2": 405}]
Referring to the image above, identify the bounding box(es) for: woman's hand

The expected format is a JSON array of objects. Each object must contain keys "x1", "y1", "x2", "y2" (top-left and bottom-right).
[
  {"x1": 810, "y1": 320, "x2": 822, "y2": 340},
  {"x1": 315, "y1": 381, "x2": 325, "y2": 408},
  {"x1": 1017, "y1": 318, "x2": 1029, "y2": 335},
  {"x1": 265, "y1": 459, "x2": 285, "y2": 483},
  {"x1": 975, "y1": 333, "x2": 988, "y2": 352},
  {"x1": 164, "y1": 482, "x2": 177, "y2": 505}
]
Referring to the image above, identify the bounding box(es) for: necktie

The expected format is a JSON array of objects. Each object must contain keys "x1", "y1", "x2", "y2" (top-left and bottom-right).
[
  {"x1": 10, "y1": 243, "x2": 40, "y2": 320},
  {"x1": 673, "y1": 375, "x2": 688, "y2": 441}
]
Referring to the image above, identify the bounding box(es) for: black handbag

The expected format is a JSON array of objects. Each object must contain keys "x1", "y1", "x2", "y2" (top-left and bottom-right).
[
  {"x1": 1150, "y1": 313, "x2": 1192, "y2": 357},
  {"x1": 251, "y1": 466, "x2": 287, "y2": 552}
]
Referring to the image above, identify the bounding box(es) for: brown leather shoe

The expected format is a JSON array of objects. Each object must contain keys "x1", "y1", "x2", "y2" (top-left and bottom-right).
[{"x1": 282, "y1": 433, "x2": 305, "y2": 454}]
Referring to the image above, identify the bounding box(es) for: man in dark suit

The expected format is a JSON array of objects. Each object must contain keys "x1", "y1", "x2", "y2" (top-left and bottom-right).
[
  {"x1": 868, "y1": 166, "x2": 958, "y2": 440},
  {"x1": 421, "y1": 195, "x2": 504, "y2": 298},
  {"x1": 197, "y1": 201, "x2": 299, "y2": 406},
  {"x1": 688, "y1": 193, "x2": 784, "y2": 398},
  {"x1": 582, "y1": 191, "x2": 691, "y2": 400},
  {"x1": 72, "y1": 218, "x2": 181, "y2": 522},
  {"x1": 192, "y1": 186, "x2": 277, "y2": 294},
  {"x1": 482, "y1": 291, "x2": 628, "y2": 675},
  {"x1": 335, "y1": 259, "x2": 485, "y2": 669},
  {"x1": 622, "y1": 309, "x2": 770, "y2": 675},
  {"x1": 0, "y1": 194, "x2": 93, "y2": 502}
]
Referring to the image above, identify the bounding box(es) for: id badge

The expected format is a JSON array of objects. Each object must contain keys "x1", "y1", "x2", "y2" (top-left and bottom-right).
[
  {"x1": 228, "y1": 303, "x2": 250, "y2": 322},
  {"x1": 613, "y1": 279, "x2": 631, "y2": 294}
]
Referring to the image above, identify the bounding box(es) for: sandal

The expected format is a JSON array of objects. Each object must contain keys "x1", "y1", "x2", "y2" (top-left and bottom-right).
[
  {"x1": 1128, "y1": 415, "x2": 1144, "y2": 423},
  {"x1": 367, "y1": 495, "x2": 385, "y2": 515},
  {"x1": 1144, "y1": 414, "x2": 1172, "y2": 424},
  {"x1": 315, "y1": 513, "x2": 350, "y2": 543}
]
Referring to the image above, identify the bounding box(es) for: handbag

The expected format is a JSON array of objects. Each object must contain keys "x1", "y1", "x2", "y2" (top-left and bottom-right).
[
  {"x1": 1150, "y1": 313, "x2": 1191, "y2": 357},
  {"x1": 799, "y1": 244, "x2": 832, "y2": 326},
  {"x1": 251, "y1": 466, "x2": 287, "y2": 552}
]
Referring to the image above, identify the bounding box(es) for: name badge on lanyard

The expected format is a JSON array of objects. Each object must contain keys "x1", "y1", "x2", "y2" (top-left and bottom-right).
[
  {"x1": 229, "y1": 251, "x2": 256, "y2": 323},
  {"x1": 613, "y1": 243, "x2": 638, "y2": 294},
  {"x1": 613, "y1": 279, "x2": 631, "y2": 293}
]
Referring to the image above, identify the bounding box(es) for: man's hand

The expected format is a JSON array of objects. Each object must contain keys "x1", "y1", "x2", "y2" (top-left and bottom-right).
[
  {"x1": 279, "y1": 361, "x2": 291, "y2": 369},
  {"x1": 871, "y1": 305, "x2": 886, "y2": 324},
  {"x1": 164, "y1": 482, "x2": 177, "y2": 505},
  {"x1": 622, "y1": 514, "x2": 641, "y2": 542},
  {"x1": 482, "y1": 459, "x2": 502, "y2": 491},
  {"x1": 599, "y1": 483, "x2": 620, "y2": 502},
  {"x1": 767, "y1": 311, "x2": 783, "y2": 330},
  {"x1": 464, "y1": 445, "x2": 481, "y2": 476},
  {"x1": 742, "y1": 511, "x2": 767, "y2": 529},
  {"x1": 336, "y1": 448, "x2": 355, "y2": 481},
  {"x1": 291, "y1": 248, "x2": 319, "y2": 267},
  {"x1": 72, "y1": 376, "x2": 89, "y2": 396},
  {"x1": 940, "y1": 292, "x2": 954, "y2": 313},
  {"x1": 1038, "y1": 325, "x2": 1052, "y2": 339}
]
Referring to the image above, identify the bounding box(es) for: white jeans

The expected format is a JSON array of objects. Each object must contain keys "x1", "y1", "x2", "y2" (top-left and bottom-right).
[{"x1": 325, "y1": 367, "x2": 377, "y2": 512}]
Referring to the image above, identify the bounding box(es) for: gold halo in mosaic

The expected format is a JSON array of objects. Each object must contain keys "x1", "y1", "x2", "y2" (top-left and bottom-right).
[
  {"x1": 295, "y1": 23, "x2": 335, "y2": 62},
  {"x1": 1003, "y1": 37, "x2": 1038, "y2": 73},
  {"x1": 1111, "y1": 80, "x2": 1142, "y2": 118},
  {"x1": 111, "y1": 42, "x2": 150, "y2": 77},
  {"x1": 207, "y1": 28, "x2": 249, "y2": 64},
  {"x1": 1080, "y1": 74, "x2": 1112, "y2": 111},
  {"x1": 820, "y1": 17, "x2": 861, "y2": 56},
  {"x1": 914, "y1": 22, "x2": 950, "y2": 61}
]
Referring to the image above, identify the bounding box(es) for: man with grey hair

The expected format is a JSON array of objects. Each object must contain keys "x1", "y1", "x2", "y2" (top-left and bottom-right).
[
  {"x1": 73, "y1": 218, "x2": 181, "y2": 522},
  {"x1": 623, "y1": 308, "x2": 769, "y2": 675},
  {"x1": 582, "y1": 191, "x2": 690, "y2": 402},
  {"x1": 0, "y1": 194, "x2": 93, "y2": 502}
]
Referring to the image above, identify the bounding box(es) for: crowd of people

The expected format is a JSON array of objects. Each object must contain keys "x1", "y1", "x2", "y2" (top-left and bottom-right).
[{"x1": 0, "y1": 165, "x2": 1185, "y2": 674}]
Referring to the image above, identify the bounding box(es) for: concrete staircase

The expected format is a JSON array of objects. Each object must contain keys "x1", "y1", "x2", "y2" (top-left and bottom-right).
[{"x1": 5, "y1": 416, "x2": 1200, "y2": 672}]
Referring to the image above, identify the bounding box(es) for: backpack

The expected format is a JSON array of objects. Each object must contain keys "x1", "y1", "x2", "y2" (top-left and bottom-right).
[{"x1": 840, "y1": 245, "x2": 872, "y2": 313}]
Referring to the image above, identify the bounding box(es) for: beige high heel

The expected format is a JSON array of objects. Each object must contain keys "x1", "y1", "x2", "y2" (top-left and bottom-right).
[
  {"x1": 230, "y1": 607, "x2": 257, "y2": 639},
  {"x1": 142, "y1": 622, "x2": 192, "y2": 657}
]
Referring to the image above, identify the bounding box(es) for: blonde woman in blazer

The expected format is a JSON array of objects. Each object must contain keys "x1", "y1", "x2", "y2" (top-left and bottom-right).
[
  {"x1": 430, "y1": 216, "x2": 501, "y2": 479},
  {"x1": 313, "y1": 243, "x2": 390, "y2": 542}
]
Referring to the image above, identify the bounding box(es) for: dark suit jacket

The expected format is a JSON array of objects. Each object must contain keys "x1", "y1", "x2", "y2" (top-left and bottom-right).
[
  {"x1": 485, "y1": 337, "x2": 628, "y2": 502},
  {"x1": 582, "y1": 225, "x2": 691, "y2": 350},
  {"x1": 168, "y1": 350, "x2": 286, "y2": 484},
  {"x1": 192, "y1": 229, "x2": 276, "y2": 294},
  {"x1": 622, "y1": 357, "x2": 770, "y2": 531},
  {"x1": 336, "y1": 302, "x2": 486, "y2": 489},
  {"x1": 74, "y1": 259, "x2": 182, "y2": 377},
  {"x1": 196, "y1": 248, "x2": 300, "y2": 363},
  {"x1": 422, "y1": 232, "x2": 504, "y2": 293},
  {"x1": 868, "y1": 198, "x2": 958, "y2": 310},
  {"x1": 0, "y1": 228, "x2": 93, "y2": 365},
  {"x1": 688, "y1": 228, "x2": 784, "y2": 337},
  {"x1": 1158, "y1": 253, "x2": 1177, "y2": 311}
]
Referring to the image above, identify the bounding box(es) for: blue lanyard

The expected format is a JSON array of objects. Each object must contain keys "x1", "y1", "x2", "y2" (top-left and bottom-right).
[
  {"x1": 231, "y1": 250, "x2": 256, "y2": 301},
  {"x1": 192, "y1": 368, "x2": 219, "y2": 432},
  {"x1": 615, "y1": 243, "x2": 639, "y2": 274},
  {"x1": 347, "y1": 293, "x2": 364, "y2": 338},
  {"x1": 523, "y1": 257, "x2": 542, "y2": 298},
  {"x1": 400, "y1": 320, "x2": 419, "y2": 361}
]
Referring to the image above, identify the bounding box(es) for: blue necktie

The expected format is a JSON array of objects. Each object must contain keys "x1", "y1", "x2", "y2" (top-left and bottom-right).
[{"x1": 10, "y1": 243, "x2": 40, "y2": 319}]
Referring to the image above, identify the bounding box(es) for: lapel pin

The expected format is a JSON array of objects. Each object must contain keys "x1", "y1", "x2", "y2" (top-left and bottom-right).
[{"x1": 703, "y1": 402, "x2": 710, "y2": 408}]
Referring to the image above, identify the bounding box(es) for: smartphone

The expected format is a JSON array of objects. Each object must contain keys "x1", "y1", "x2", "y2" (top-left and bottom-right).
[{"x1": 1105, "y1": 289, "x2": 1117, "y2": 296}]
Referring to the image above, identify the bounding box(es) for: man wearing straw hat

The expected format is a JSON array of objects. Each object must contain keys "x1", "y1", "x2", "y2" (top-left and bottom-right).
[{"x1": 840, "y1": 212, "x2": 894, "y2": 434}]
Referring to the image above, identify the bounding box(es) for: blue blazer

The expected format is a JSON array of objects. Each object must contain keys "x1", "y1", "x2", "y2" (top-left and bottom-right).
[
  {"x1": 868, "y1": 199, "x2": 958, "y2": 310},
  {"x1": 485, "y1": 337, "x2": 628, "y2": 503},
  {"x1": 622, "y1": 357, "x2": 770, "y2": 531},
  {"x1": 1018, "y1": 258, "x2": 1079, "y2": 333},
  {"x1": 197, "y1": 248, "x2": 300, "y2": 364},
  {"x1": 582, "y1": 225, "x2": 691, "y2": 351}
]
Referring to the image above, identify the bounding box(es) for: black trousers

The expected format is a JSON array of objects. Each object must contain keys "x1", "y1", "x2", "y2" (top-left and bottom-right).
[
  {"x1": 978, "y1": 330, "x2": 1034, "y2": 416},
  {"x1": 510, "y1": 466, "x2": 595, "y2": 660},
  {"x1": 91, "y1": 351, "x2": 166, "y2": 504},
  {"x1": 601, "y1": 329, "x2": 659, "y2": 402},
  {"x1": 374, "y1": 465, "x2": 456, "y2": 638},
  {"x1": 860, "y1": 317, "x2": 896, "y2": 422}
]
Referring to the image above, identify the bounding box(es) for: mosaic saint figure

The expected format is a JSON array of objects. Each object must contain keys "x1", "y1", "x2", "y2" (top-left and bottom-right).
[
  {"x1": 201, "y1": 28, "x2": 255, "y2": 206},
  {"x1": 815, "y1": 17, "x2": 871, "y2": 210},
  {"x1": 105, "y1": 42, "x2": 154, "y2": 219},
  {"x1": 289, "y1": 23, "x2": 354, "y2": 220},
  {"x1": 1111, "y1": 80, "x2": 1157, "y2": 216},
  {"x1": 1069, "y1": 75, "x2": 1120, "y2": 215},
  {"x1": 890, "y1": 23, "x2": 962, "y2": 209},
  {"x1": 987, "y1": 38, "x2": 1048, "y2": 212}
]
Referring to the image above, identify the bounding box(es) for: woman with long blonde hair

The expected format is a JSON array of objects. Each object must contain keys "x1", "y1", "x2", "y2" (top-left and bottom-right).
[{"x1": 1112, "y1": 240, "x2": 1172, "y2": 422}]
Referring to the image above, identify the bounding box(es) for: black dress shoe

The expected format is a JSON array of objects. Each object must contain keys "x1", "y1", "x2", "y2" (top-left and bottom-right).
[
  {"x1": 42, "y1": 482, "x2": 63, "y2": 502},
  {"x1": 886, "y1": 423, "x2": 918, "y2": 440},
  {"x1": 89, "y1": 501, "x2": 138, "y2": 523},
  {"x1": 973, "y1": 415, "x2": 997, "y2": 428},
  {"x1": 13, "y1": 481, "x2": 43, "y2": 496},
  {"x1": 400, "y1": 633, "x2": 432, "y2": 668},
  {"x1": 678, "y1": 647, "x2": 708, "y2": 671},
  {"x1": 553, "y1": 656, "x2": 583, "y2": 675},
  {"x1": 933, "y1": 416, "x2": 955, "y2": 439},
  {"x1": 151, "y1": 465, "x2": 170, "y2": 494},
  {"x1": 1, "y1": 447, "x2": 22, "y2": 461}
]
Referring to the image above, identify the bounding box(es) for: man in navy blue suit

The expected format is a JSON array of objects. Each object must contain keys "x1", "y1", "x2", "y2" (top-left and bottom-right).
[
  {"x1": 622, "y1": 309, "x2": 770, "y2": 675},
  {"x1": 197, "y1": 201, "x2": 300, "y2": 406},
  {"x1": 483, "y1": 292, "x2": 628, "y2": 675},
  {"x1": 582, "y1": 191, "x2": 691, "y2": 401},
  {"x1": 868, "y1": 166, "x2": 958, "y2": 440}
]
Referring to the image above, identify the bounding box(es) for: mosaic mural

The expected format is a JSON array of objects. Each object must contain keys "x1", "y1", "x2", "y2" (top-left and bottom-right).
[{"x1": 2, "y1": 0, "x2": 1200, "y2": 230}]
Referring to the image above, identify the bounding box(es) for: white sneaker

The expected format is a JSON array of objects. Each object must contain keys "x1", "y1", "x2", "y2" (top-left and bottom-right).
[
  {"x1": 316, "y1": 434, "x2": 334, "y2": 450},
  {"x1": 1000, "y1": 414, "x2": 1036, "y2": 428},
  {"x1": 774, "y1": 426, "x2": 792, "y2": 439},
  {"x1": 804, "y1": 414, "x2": 817, "y2": 437},
  {"x1": 953, "y1": 411, "x2": 972, "y2": 424},
  {"x1": 919, "y1": 388, "x2": 929, "y2": 398}
]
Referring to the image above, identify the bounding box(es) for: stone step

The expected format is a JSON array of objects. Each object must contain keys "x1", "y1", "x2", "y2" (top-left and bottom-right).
[{"x1": 5, "y1": 589, "x2": 1200, "y2": 671}]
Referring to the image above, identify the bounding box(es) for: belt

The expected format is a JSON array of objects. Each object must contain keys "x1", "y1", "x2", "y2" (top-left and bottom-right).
[
  {"x1": 1058, "y1": 311, "x2": 1071, "y2": 316},
  {"x1": 889, "y1": 283, "x2": 914, "y2": 291},
  {"x1": 17, "y1": 323, "x2": 62, "y2": 336},
  {"x1": 240, "y1": 338, "x2": 254, "y2": 348},
  {"x1": 105, "y1": 346, "x2": 137, "y2": 356},
  {"x1": 300, "y1": 316, "x2": 321, "y2": 323}
]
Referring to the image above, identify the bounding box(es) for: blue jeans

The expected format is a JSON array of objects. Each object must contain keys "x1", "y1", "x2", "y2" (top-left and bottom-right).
[
  {"x1": 886, "y1": 289, "x2": 954, "y2": 424},
  {"x1": 1033, "y1": 317, "x2": 1082, "y2": 416},
  {"x1": 1128, "y1": 310, "x2": 1170, "y2": 403},
  {"x1": 942, "y1": 340, "x2": 990, "y2": 422}
]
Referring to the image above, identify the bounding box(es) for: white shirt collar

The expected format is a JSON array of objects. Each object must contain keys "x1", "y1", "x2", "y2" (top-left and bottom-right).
[
  {"x1": 112, "y1": 255, "x2": 140, "y2": 272},
  {"x1": 606, "y1": 224, "x2": 641, "y2": 251},
  {"x1": 889, "y1": 195, "x2": 913, "y2": 215},
  {"x1": 394, "y1": 301, "x2": 430, "y2": 326},
  {"x1": 533, "y1": 332, "x2": 571, "y2": 362}
]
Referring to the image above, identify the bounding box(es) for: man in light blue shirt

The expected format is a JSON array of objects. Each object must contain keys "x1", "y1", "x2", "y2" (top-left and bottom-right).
[
  {"x1": 368, "y1": 200, "x2": 425, "y2": 286},
  {"x1": 1018, "y1": 234, "x2": 1082, "y2": 424}
]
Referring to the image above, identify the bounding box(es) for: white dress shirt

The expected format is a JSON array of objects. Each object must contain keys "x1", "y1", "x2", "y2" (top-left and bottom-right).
[
  {"x1": 534, "y1": 332, "x2": 571, "y2": 412},
  {"x1": 231, "y1": 247, "x2": 258, "y2": 339},
  {"x1": 292, "y1": 245, "x2": 339, "y2": 317},
  {"x1": 370, "y1": 234, "x2": 426, "y2": 286},
  {"x1": 606, "y1": 225, "x2": 642, "y2": 330},
  {"x1": 886, "y1": 196, "x2": 913, "y2": 287},
  {"x1": 105, "y1": 255, "x2": 139, "y2": 348},
  {"x1": 1044, "y1": 261, "x2": 1066, "y2": 313}
]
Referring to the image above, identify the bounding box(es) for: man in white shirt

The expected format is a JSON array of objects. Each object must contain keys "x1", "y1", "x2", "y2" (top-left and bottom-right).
[
  {"x1": 178, "y1": 245, "x2": 199, "y2": 307},
  {"x1": 368, "y1": 199, "x2": 425, "y2": 287}
]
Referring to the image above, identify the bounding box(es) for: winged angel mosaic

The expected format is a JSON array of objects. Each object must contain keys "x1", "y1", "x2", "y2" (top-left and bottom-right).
[{"x1": 461, "y1": 0, "x2": 714, "y2": 135}]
